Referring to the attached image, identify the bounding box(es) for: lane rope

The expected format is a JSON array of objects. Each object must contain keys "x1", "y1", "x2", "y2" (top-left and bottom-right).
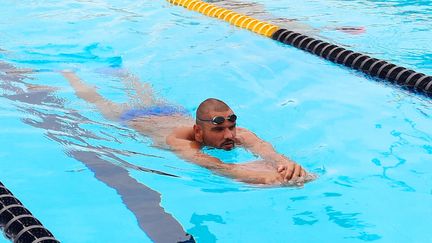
[{"x1": 0, "y1": 181, "x2": 59, "y2": 243}]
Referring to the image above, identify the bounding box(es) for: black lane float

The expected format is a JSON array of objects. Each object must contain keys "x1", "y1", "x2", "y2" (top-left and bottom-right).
[
  {"x1": 272, "y1": 29, "x2": 432, "y2": 96},
  {"x1": 0, "y1": 181, "x2": 59, "y2": 243},
  {"x1": 167, "y1": 0, "x2": 432, "y2": 97}
]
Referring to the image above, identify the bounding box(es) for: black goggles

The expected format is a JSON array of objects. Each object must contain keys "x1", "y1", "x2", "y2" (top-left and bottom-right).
[{"x1": 197, "y1": 114, "x2": 237, "y2": 125}]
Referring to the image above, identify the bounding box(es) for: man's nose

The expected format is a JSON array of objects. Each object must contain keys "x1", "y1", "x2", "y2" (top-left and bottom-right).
[{"x1": 223, "y1": 128, "x2": 234, "y2": 139}]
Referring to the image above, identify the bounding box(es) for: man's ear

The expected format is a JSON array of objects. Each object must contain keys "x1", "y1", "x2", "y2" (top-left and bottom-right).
[{"x1": 193, "y1": 124, "x2": 203, "y2": 143}]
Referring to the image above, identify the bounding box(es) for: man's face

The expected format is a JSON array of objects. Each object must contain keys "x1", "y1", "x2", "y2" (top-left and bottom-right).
[{"x1": 196, "y1": 109, "x2": 237, "y2": 150}]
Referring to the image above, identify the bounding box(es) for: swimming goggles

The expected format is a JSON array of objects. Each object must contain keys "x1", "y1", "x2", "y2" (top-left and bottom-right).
[{"x1": 197, "y1": 114, "x2": 237, "y2": 125}]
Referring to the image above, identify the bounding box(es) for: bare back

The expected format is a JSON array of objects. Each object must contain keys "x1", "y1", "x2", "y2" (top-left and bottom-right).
[{"x1": 125, "y1": 114, "x2": 195, "y2": 149}]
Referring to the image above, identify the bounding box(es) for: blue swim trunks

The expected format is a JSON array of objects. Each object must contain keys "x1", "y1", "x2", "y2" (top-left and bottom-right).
[{"x1": 120, "y1": 104, "x2": 188, "y2": 122}]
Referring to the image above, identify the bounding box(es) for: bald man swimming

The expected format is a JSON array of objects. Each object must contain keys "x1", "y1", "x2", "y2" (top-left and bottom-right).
[{"x1": 63, "y1": 70, "x2": 315, "y2": 186}]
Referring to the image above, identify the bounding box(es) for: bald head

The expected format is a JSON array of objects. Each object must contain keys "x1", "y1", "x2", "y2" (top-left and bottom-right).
[{"x1": 196, "y1": 98, "x2": 231, "y2": 124}]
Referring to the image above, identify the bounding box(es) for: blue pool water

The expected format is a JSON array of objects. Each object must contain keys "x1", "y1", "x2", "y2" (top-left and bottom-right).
[{"x1": 1, "y1": 0, "x2": 431, "y2": 242}]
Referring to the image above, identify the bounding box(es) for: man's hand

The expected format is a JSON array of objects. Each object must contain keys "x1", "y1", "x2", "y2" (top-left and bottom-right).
[
  {"x1": 231, "y1": 159, "x2": 310, "y2": 185},
  {"x1": 276, "y1": 160, "x2": 307, "y2": 182}
]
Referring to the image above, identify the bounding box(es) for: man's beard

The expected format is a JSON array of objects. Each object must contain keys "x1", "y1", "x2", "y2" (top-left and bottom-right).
[{"x1": 220, "y1": 139, "x2": 235, "y2": 150}]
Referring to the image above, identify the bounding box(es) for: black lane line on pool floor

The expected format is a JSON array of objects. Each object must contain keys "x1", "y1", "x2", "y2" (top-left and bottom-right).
[
  {"x1": 271, "y1": 29, "x2": 432, "y2": 97},
  {"x1": 0, "y1": 181, "x2": 59, "y2": 243},
  {"x1": 69, "y1": 150, "x2": 195, "y2": 243}
]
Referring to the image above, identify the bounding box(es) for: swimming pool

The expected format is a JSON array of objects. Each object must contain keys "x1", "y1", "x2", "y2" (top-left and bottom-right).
[{"x1": 1, "y1": 0, "x2": 431, "y2": 242}]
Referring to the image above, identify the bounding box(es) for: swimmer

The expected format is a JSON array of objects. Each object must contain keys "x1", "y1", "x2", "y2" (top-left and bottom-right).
[
  {"x1": 204, "y1": 0, "x2": 317, "y2": 34},
  {"x1": 204, "y1": 0, "x2": 365, "y2": 35},
  {"x1": 62, "y1": 70, "x2": 315, "y2": 186}
]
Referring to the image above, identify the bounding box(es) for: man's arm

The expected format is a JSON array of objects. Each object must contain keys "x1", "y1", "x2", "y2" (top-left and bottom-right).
[
  {"x1": 237, "y1": 127, "x2": 307, "y2": 182},
  {"x1": 166, "y1": 134, "x2": 285, "y2": 185}
]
